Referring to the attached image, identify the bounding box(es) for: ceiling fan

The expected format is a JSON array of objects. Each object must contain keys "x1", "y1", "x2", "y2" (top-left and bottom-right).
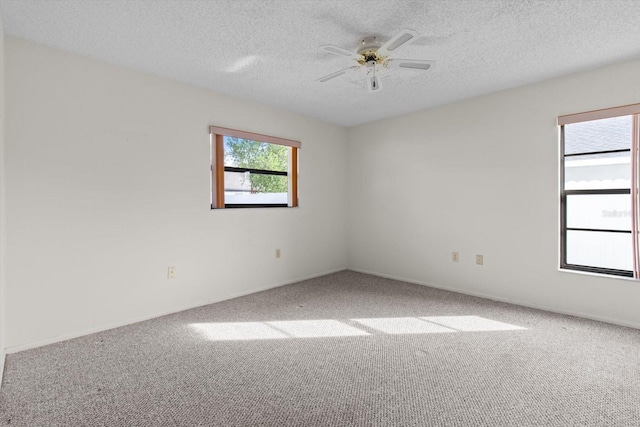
[{"x1": 317, "y1": 29, "x2": 435, "y2": 93}]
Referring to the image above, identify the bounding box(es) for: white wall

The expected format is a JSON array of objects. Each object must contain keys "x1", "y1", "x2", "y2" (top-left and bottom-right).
[
  {"x1": 348, "y1": 59, "x2": 640, "y2": 328},
  {"x1": 4, "y1": 38, "x2": 348, "y2": 351},
  {"x1": 0, "y1": 13, "x2": 6, "y2": 381}
]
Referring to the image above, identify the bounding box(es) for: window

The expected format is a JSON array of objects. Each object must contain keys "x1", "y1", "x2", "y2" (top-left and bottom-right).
[
  {"x1": 210, "y1": 126, "x2": 300, "y2": 209},
  {"x1": 559, "y1": 104, "x2": 640, "y2": 278}
]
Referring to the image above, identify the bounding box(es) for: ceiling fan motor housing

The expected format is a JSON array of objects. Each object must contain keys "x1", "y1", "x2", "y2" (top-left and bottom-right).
[{"x1": 358, "y1": 36, "x2": 382, "y2": 53}]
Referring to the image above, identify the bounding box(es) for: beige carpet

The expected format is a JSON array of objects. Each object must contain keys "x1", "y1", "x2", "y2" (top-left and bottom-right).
[{"x1": 1, "y1": 271, "x2": 639, "y2": 426}]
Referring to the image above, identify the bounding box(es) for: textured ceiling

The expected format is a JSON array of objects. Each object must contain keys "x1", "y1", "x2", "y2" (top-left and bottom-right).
[{"x1": 1, "y1": 0, "x2": 639, "y2": 127}]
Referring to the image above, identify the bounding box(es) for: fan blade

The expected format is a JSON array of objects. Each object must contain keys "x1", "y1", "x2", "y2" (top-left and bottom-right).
[
  {"x1": 367, "y1": 75, "x2": 382, "y2": 93},
  {"x1": 319, "y1": 44, "x2": 361, "y2": 60},
  {"x1": 317, "y1": 66, "x2": 358, "y2": 83},
  {"x1": 387, "y1": 59, "x2": 435, "y2": 71},
  {"x1": 378, "y1": 29, "x2": 419, "y2": 57}
]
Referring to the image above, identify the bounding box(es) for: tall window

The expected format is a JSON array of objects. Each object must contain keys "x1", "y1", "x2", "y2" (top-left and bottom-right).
[
  {"x1": 210, "y1": 126, "x2": 300, "y2": 209},
  {"x1": 559, "y1": 104, "x2": 640, "y2": 278}
]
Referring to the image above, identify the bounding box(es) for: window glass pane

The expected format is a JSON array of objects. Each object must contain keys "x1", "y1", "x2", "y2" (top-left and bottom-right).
[
  {"x1": 566, "y1": 230, "x2": 632, "y2": 271},
  {"x1": 564, "y1": 115, "x2": 632, "y2": 155},
  {"x1": 566, "y1": 194, "x2": 631, "y2": 231},
  {"x1": 224, "y1": 171, "x2": 287, "y2": 205},
  {"x1": 224, "y1": 136, "x2": 287, "y2": 172},
  {"x1": 564, "y1": 151, "x2": 630, "y2": 190}
]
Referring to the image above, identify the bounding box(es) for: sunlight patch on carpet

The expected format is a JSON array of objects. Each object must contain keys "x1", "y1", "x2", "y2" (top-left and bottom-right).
[
  {"x1": 190, "y1": 322, "x2": 288, "y2": 341},
  {"x1": 190, "y1": 316, "x2": 525, "y2": 341},
  {"x1": 266, "y1": 320, "x2": 369, "y2": 338},
  {"x1": 352, "y1": 317, "x2": 455, "y2": 334},
  {"x1": 190, "y1": 319, "x2": 369, "y2": 341},
  {"x1": 421, "y1": 316, "x2": 527, "y2": 332}
]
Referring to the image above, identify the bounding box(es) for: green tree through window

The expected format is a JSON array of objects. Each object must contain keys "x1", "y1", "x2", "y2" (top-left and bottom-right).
[{"x1": 224, "y1": 137, "x2": 288, "y2": 193}]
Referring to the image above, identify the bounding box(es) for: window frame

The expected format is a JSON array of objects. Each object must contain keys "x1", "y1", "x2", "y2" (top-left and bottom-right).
[
  {"x1": 210, "y1": 126, "x2": 300, "y2": 209},
  {"x1": 558, "y1": 103, "x2": 640, "y2": 278}
]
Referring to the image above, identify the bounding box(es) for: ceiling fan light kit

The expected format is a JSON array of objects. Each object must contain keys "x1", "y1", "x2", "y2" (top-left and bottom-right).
[{"x1": 318, "y1": 29, "x2": 435, "y2": 93}]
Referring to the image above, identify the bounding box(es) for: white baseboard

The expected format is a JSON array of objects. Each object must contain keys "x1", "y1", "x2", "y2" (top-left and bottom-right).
[
  {"x1": 6, "y1": 267, "x2": 347, "y2": 354},
  {"x1": 348, "y1": 268, "x2": 640, "y2": 331},
  {"x1": 0, "y1": 350, "x2": 5, "y2": 386}
]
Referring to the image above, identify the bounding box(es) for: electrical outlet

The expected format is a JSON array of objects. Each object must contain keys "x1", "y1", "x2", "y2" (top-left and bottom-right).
[
  {"x1": 476, "y1": 255, "x2": 483, "y2": 266},
  {"x1": 452, "y1": 252, "x2": 459, "y2": 262},
  {"x1": 167, "y1": 266, "x2": 176, "y2": 278},
  {"x1": 275, "y1": 249, "x2": 281, "y2": 259}
]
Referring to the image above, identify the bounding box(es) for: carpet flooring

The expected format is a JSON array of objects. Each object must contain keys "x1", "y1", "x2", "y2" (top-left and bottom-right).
[{"x1": 1, "y1": 270, "x2": 639, "y2": 426}]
